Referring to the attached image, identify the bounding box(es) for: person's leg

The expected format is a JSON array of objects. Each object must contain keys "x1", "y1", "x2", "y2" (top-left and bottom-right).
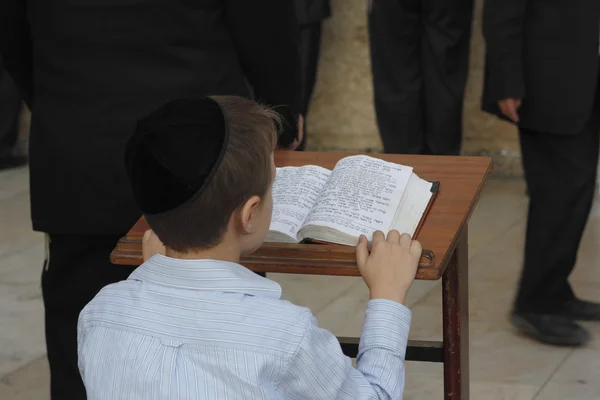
[
  {"x1": 42, "y1": 234, "x2": 137, "y2": 399},
  {"x1": 517, "y1": 127, "x2": 598, "y2": 310},
  {"x1": 512, "y1": 99, "x2": 600, "y2": 345},
  {"x1": 421, "y1": 0, "x2": 474, "y2": 155},
  {"x1": 297, "y1": 22, "x2": 323, "y2": 151},
  {"x1": 368, "y1": 0, "x2": 425, "y2": 154}
]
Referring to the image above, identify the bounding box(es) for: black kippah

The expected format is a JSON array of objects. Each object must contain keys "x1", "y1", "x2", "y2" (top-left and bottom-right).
[{"x1": 124, "y1": 96, "x2": 229, "y2": 215}]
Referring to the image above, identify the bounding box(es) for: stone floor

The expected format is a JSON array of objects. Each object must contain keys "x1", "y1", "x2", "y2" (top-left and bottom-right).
[{"x1": 1, "y1": 166, "x2": 600, "y2": 400}]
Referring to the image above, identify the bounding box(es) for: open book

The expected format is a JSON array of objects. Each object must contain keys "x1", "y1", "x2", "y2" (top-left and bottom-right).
[{"x1": 265, "y1": 155, "x2": 438, "y2": 246}]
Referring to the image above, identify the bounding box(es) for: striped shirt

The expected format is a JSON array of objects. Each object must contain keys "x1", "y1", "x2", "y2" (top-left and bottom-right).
[{"x1": 78, "y1": 255, "x2": 411, "y2": 399}]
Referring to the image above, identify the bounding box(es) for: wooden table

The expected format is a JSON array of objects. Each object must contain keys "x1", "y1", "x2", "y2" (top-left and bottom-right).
[{"x1": 111, "y1": 151, "x2": 492, "y2": 400}]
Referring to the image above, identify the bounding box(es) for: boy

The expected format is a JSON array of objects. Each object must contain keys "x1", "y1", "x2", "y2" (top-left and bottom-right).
[{"x1": 77, "y1": 95, "x2": 422, "y2": 399}]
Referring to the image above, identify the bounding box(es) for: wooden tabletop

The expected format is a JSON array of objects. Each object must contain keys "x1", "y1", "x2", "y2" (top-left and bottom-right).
[{"x1": 111, "y1": 151, "x2": 492, "y2": 280}]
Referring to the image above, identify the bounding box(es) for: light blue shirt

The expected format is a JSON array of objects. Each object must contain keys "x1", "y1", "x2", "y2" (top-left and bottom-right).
[{"x1": 78, "y1": 255, "x2": 412, "y2": 399}]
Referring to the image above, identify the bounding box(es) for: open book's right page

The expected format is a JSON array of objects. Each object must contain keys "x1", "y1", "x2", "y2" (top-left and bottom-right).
[
  {"x1": 300, "y1": 156, "x2": 413, "y2": 240},
  {"x1": 390, "y1": 174, "x2": 435, "y2": 236}
]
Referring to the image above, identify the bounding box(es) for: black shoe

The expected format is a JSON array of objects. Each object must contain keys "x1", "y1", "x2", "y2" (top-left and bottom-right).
[
  {"x1": 0, "y1": 154, "x2": 27, "y2": 171},
  {"x1": 555, "y1": 299, "x2": 600, "y2": 321},
  {"x1": 510, "y1": 310, "x2": 590, "y2": 347}
]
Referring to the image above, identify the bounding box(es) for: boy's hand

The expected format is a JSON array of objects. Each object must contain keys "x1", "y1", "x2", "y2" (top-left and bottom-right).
[
  {"x1": 142, "y1": 230, "x2": 166, "y2": 261},
  {"x1": 356, "y1": 230, "x2": 422, "y2": 305}
]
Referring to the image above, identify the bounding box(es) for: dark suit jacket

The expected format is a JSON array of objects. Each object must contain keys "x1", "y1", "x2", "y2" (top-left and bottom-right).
[
  {"x1": 294, "y1": 0, "x2": 331, "y2": 26},
  {"x1": 482, "y1": 0, "x2": 600, "y2": 134},
  {"x1": 0, "y1": 0, "x2": 302, "y2": 235}
]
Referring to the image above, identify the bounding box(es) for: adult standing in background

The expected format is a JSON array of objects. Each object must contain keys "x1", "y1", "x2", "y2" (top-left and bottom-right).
[
  {"x1": 294, "y1": 0, "x2": 330, "y2": 151},
  {"x1": 0, "y1": 1, "x2": 302, "y2": 398},
  {"x1": 368, "y1": 0, "x2": 474, "y2": 155},
  {"x1": 483, "y1": 0, "x2": 600, "y2": 346},
  {"x1": 0, "y1": 57, "x2": 26, "y2": 170}
]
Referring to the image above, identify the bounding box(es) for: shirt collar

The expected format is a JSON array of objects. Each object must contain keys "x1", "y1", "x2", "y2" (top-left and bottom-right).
[{"x1": 130, "y1": 254, "x2": 282, "y2": 299}]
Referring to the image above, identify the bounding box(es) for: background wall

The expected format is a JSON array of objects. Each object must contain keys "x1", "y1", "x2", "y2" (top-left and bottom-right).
[{"x1": 305, "y1": 0, "x2": 522, "y2": 176}]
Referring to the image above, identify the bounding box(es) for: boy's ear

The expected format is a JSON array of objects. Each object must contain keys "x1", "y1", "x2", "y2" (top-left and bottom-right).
[{"x1": 238, "y1": 195, "x2": 262, "y2": 234}]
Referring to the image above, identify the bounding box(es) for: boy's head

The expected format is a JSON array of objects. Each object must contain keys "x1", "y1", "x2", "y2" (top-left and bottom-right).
[{"x1": 125, "y1": 96, "x2": 279, "y2": 256}]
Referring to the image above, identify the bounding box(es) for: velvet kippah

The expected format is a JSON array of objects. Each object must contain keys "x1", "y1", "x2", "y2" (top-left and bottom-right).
[{"x1": 124, "y1": 96, "x2": 229, "y2": 215}]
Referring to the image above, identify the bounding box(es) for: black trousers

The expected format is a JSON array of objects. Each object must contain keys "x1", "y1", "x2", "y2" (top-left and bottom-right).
[
  {"x1": 297, "y1": 21, "x2": 323, "y2": 151},
  {"x1": 0, "y1": 64, "x2": 21, "y2": 155},
  {"x1": 368, "y1": 0, "x2": 473, "y2": 155},
  {"x1": 516, "y1": 85, "x2": 600, "y2": 313},
  {"x1": 42, "y1": 235, "x2": 137, "y2": 399}
]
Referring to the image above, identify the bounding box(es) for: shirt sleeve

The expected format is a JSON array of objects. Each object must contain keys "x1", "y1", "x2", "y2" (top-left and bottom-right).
[
  {"x1": 223, "y1": 0, "x2": 302, "y2": 147},
  {"x1": 278, "y1": 299, "x2": 411, "y2": 400}
]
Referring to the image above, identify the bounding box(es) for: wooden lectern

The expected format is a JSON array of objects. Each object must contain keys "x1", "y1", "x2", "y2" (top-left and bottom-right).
[{"x1": 111, "y1": 151, "x2": 492, "y2": 400}]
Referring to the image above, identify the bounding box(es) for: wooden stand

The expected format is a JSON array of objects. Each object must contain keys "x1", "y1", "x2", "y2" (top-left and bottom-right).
[{"x1": 111, "y1": 151, "x2": 492, "y2": 400}]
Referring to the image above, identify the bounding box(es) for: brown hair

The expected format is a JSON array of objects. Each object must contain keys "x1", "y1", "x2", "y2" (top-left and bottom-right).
[{"x1": 146, "y1": 96, "x2": 279, "y2": 252}]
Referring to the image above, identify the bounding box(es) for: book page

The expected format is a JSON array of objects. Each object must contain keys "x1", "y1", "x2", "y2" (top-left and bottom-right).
[
  {"x1": 301, "y1": 156, "x2": 413, "y2": 239},
  {"x1": 269, "y1": 166, "x2": 332, "y2": 240}
]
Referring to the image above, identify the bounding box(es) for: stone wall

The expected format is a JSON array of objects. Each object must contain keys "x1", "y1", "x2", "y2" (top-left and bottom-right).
[{"x1": 305, "y1": 0, "x2": 522, "y2": 176}]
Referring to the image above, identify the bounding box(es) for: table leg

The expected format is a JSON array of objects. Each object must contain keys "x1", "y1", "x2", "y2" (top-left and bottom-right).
[{"x1": 442, "y1": 228, "x2": 469, "y2": 400}]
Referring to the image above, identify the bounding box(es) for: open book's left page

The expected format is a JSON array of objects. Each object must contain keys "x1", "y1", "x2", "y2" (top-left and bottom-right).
[{"x1": 265, "y1": 165, "x2": 332, "y2": 243}]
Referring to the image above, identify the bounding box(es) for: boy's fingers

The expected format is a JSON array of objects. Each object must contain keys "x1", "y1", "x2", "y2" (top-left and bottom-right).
[
  {"x1": 143, "y1": 230, "x2": 152, "y2": 242},
  {"x1": 410, "y1": 239, "x2": 423, "y2": 255},
  {"x1": 372, "y1": 230, "x2": 385, "y2": 244},
  {"x1": 356, "y1": 235, "x2": 368, "y2": 268},
  {"x1": 399, "y1": 233, "x2": 412, "y2": 247},
  {"x1": 387, "y1": 229, "x2": 401, "y2": 243}
]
